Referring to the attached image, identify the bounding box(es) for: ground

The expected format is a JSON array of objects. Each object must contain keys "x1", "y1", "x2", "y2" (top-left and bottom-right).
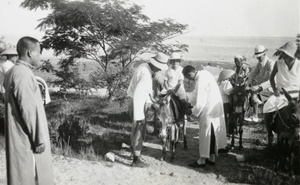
[{"x1": 1, "y1": 117, "x2": 298, "y2": 185}]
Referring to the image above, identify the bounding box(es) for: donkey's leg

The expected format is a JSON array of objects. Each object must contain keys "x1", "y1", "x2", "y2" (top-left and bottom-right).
[
  {"x1": 274, "y1": 136, "x2": 282, "y2": 173},
  {"x1": 230, "y1": 115, "x2": 236, "y2": 150},
  {"x1": 161, "y1": 137, "x2": 167, "y2": 161},
  {"x1": 264, "y1": 112, "x2": 274, "y2": 147},
  {"x1": 238, "y1": 114, "x2": 244, "y2": 149},
  {"x1": 183, "y1": 115, "x2": 188, "y2": 150},
  {"x1": 170, "y1": 124, "x2": 178, "y2": 162},
  {"x1": 289, "y1": 151, "x2": 295, "y2": 178}
]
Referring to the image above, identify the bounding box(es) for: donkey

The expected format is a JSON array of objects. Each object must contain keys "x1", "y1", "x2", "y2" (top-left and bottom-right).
[
  {"x1": 149, "y1": 93, "x2": 191, "y2": 161},
  {"x1": 264, "y1": 88, "x2": 300, "y2": 176},
  {"x1": 228, "y1": 75, "x2": 249, "y2": 150}
]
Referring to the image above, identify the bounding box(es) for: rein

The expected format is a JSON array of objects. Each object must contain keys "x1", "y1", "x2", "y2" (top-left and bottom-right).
[{"x1": 274, "y1": 110, "x2": 291, "y2": 130}]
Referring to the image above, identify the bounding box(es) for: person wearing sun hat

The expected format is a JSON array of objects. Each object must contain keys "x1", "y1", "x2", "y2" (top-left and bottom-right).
[
  {"x1": 127, "y1": 52, "x2": 168, "y2": 168},
  {"x1": 263, "y1": 41, "x2": 300, "y2": 145},
  {"x1": 245, "y1": 45, "x2": 275, "y2": 122},
  {"x1": 0, "y1": 47, "x2": 18, "y2": 98}
]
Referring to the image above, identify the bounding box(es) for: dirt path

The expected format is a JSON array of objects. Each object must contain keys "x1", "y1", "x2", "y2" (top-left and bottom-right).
[{"x1": 0, "y1": 120, "x2": 260, "y2": 185}]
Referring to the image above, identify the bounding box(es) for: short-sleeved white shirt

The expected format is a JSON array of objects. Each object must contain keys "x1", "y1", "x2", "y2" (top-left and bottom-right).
[{"x1": 164, "y1": 66, "x2": 184, "y2": 89}]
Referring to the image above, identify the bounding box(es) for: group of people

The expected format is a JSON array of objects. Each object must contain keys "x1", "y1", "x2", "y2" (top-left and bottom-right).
[
  {"x1": 127, "y1": 51, "x2": 228, "y2": 168},
  {"x1": 1, "y1": 34, "x2": 299, "y2": 184},
  {"x1": 128, "y1": 39, "x2": 300, "y2": 169}
]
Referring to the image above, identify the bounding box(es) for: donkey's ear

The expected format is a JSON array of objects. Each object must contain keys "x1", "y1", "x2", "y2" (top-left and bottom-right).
[
  {"x1": 282, "y1": 88, "x2": 292, "y2": 101},
  {"x1": 149, "y1": 94, "x2": 158, "y2": 103},
  {"x1": 152, "y1": 102, "x2": 160, "y2": 110},
  {"x1": 163, "y1": 95, "x2": 170, "y2": 105}
]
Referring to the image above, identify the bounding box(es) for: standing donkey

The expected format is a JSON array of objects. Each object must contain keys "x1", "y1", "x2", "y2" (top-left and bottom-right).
[
  {"x1": 149, "y1": 93, "x2": 192, "y2": 161},
  {"x1": 264, "y1": 88, "x2": 300, "y2": 177}
]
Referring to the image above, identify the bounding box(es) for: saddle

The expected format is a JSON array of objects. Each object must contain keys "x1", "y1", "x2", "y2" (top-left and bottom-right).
[{"x1": 169, "y1": 94, "x2": 193, "y2": 121}]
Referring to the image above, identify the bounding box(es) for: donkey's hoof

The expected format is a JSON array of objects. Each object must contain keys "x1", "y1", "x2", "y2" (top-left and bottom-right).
[
  {"x1": 230, "y1": 145, "x2": 235, "y2": 150},
  {"x1": 239, "y1": 145, "x2": 244, "y2": 150},
  {"x1": 160, "y1": 156, "x2": 165, "y2": 161},
  {"x1": 184, "y1": 145, "x2": 188, "y2": 150}
]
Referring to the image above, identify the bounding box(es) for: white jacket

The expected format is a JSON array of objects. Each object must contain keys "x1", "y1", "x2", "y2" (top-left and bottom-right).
[{"x1": 127, "y1": 63, "x2": 153, "y2": 121}]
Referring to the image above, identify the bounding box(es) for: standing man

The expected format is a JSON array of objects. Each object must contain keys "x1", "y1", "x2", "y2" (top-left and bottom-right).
[
  {"x1": 127, "y1": 52, "x2": 168, "y2": 167},
  {"x1": 183, "y1": 65, "x2": 227, "y2": 168},
  {"x1": 245, "y1": 45, "x2": 275, "y2": 122},
  {"x1": 4, "y1": 37, "x2": 54, "y2": 185}
]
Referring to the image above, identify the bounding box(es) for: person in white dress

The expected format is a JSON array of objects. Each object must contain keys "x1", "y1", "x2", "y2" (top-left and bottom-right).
[
  {"x1": 127, "y1": 52, "x2": 168, "y2": 167},
  {"x1": 182, "y1": 65, "x2": 227, "y2": 168}
]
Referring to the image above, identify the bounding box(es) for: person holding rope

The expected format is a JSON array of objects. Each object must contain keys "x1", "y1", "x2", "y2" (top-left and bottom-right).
[
  {"x1": 182, "y1": 65, "x2": 227, "y2": 168},
  {"x1": 127, "y1": 52, "x2": 168, "y2": 167},
  {"x1": 245, "y1": 45, "x2": 275, "y2": 122},
  {"x1": 263, "y1": 41, "x2": 300, "y2": 145}
]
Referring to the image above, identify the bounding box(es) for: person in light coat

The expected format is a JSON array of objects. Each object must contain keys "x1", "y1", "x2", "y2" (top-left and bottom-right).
[
  {"x1": 245, "y1": 45, "x2": 275, "y2": 122},
  {"x1": 4, "y1": 36, "x2": 53, "y2": 185},
  {"x1": 182, "y1": 65, "x2": 227, "y2": 168},
  {"x1": 127, "y1": 52, "x2": 168, "y2": 167}
]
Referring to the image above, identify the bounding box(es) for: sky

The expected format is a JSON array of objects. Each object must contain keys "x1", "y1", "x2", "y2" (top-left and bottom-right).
[{"x1": 0, "y1": 0, "x2": 299, "y2": 46}]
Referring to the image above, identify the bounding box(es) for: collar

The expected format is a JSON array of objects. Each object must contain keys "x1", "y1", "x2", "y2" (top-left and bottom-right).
[{"x1": 16, "y1": 60, "x2": 35, "y2": 70}]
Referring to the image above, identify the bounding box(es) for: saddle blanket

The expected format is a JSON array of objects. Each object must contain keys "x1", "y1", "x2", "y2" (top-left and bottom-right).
[{"x1": 263, "y1": 94, "x2": 288, "y2": 113}]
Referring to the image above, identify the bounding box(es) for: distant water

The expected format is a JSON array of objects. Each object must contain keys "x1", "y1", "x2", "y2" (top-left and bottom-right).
[{"x1": 168, "y1": 36, "x2": 295, "y2": 66}]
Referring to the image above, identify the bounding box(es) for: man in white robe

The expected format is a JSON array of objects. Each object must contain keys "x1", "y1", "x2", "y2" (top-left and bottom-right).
[
  {"x1": 182, "y1": 65, "x2": 227, "y2": 168},
  {"x1": 127, "y1": 52, "x2": 168, "y2": 167}
]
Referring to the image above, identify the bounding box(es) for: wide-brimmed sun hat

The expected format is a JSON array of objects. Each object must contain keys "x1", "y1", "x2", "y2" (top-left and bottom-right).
[
  {"x1": 169, "y1": 52, "x2": 182, "y2": 60},
  {"x1": 275, "y1": 41, "x2": 297, "y2": 59},
  {"x1": 218, "y1": 69, "x2": 235, "y2": 83},
  {"x1": 0, "y1": 47, "x2": 18, "y2": 56},
  {"x1": 253, "y1": 45, "x2": 268, "y2": 57},
  {"x1": 149, "y1": 52, "x2": 169, "y2": 70}
]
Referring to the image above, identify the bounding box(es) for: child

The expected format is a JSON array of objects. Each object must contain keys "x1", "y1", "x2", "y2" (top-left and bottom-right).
[
  {"x1": 162, "y1": 52, "x2": 191, "y2": 119},
  {"x1": 218, "y1": 69, "x2": 235, "y2": 135}
]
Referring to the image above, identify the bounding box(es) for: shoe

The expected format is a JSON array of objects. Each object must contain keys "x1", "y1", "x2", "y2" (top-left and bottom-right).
[
  {"x1": 205, "y1": 159, "x2": 216, "y2": 166},
  {"x1": 252, "y1": 117, "x2": 259, "y2": 122},
  {"x1": 131, "y1": 157, "x2": 150, "y2": 168},
  {"x1": 244, "y1": 117, "x2": 252, "y2": 122},
  {"x1": 188, "y1": 161, "x2": 206, "y2": 168}
]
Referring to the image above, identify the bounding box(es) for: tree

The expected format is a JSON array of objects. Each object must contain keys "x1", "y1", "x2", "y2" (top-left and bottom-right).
[
  {"x1": 21, "y1": 0, "x2": 189, "y2": 100},
  {"x1": 22, "y1": 0, "x2": 188, "y2": 71}
]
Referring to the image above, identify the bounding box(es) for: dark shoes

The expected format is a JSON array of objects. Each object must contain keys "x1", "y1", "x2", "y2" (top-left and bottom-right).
[
  {"x1": 131, "y1": 156, "x2": 150, "y2": 168},
  {"x1": 188, "y1": 161, "x2": 206, "y2": 168},
  {"x1": 188, "y1": 160, "x2": 216, "y2": 168},
  {"x1": 205, "y1": 159, "x2": 216, "y2": 166}
]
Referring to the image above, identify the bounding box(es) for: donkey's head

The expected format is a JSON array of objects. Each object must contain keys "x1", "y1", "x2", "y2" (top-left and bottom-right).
[
  {"x1": 149, "y1": 94, "x2": 174, "y2": 138},
  {"x1": 282, "y1": 88, "x2": 300, "y2": 143}
]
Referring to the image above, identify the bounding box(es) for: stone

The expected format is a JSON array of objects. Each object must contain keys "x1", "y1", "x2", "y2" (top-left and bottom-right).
[{"x1": 105, "y1": 152, "x2": 115, "y2": 162}]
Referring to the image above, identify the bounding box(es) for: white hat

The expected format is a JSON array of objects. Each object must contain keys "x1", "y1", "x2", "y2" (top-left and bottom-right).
[
  {"x1": 149, "y1": 52, "x2": 169, "y2": 70},
  {"x1": 169, "y1": 52, "x2": 182, "y2": 60},
  {"x1": 1, "y1": 47, "x2": 18, "y2": 56},
  {"x1": 253, "y1": 45, "x2": 268, "y2": 57},
  {"x1": 276, "y1": 41, "x2": 297, "y2": 59}
]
